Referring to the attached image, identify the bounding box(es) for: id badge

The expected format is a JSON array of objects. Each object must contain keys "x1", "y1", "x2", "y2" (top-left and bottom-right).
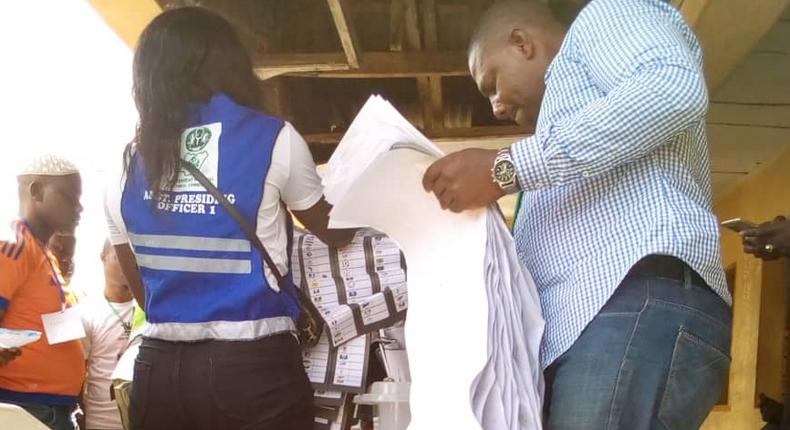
[{"x1": 41, "y1": 306, "x2": 86, "y2": 344}]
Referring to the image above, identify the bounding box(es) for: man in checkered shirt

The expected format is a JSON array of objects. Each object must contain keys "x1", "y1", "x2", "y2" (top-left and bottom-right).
[{"x1": 423, "y1": 0, "x2": 733, "y2": 428}]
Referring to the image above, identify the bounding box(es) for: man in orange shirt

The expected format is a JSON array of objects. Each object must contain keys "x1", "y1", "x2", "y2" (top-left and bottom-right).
[{"x1": 0, "y1": 154, "x2": 85, "y2": 430}]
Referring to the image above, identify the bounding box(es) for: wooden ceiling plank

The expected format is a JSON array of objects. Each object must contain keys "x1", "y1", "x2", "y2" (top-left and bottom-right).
[
  {"x1": 404, "y1": 0, "x2": 422, "y2": 50},
  {"x1": 421, "y1": 0, "x2": 439, "y2": 49},
  {"x1": 690, "y1": 0, "x2": 789, "y2": 91},
  {"x1": 326, "y1": 0, "x2": 360, "y2": 68},
  {"x1": 708, "y1": 102, "x2": 790, "y2": 129},
  {"x1": 414, "y1": 0, "x2": 446, "y2": 131},
  {"x1": 712, "y1": 53, "x2": 790, "y2": 104},
  {"x1": 427, "y1": 76, "x2": 444, "y2": 128},
  {"x1": 389, "y1": 0, "x2": 406, "y2": 52}
]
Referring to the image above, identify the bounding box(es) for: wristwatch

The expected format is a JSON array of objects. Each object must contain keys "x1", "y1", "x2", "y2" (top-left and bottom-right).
[{"x1": 491, "y1": 148, "x2": 520, "y2": 194}]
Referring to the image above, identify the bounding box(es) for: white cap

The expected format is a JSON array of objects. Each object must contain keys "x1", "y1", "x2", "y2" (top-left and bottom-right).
[{"x1": 17, "y1": 154, "x2": 80, "y2": 177}]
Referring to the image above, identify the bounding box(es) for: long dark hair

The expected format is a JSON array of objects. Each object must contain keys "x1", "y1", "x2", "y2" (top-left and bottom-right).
[{"x1": 126, "y1": 7, "x2": 261, "y2": 195}]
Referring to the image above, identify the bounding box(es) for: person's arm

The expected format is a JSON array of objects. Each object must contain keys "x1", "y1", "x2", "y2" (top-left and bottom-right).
[
  {"x1": 276, "y1": 122, "x2": 356, "y2": 247},
  {"x1": 0, "y1": 232, "x2": 26, "y2": 366},
  {"x1": 105, "y1": 167, "x2": 146, "y2": 306},
  {"x1": 114, "y1": 245, "x2": 146, "y2": 307},
  {"x1": 423, "y1": 3, "x2": 708, "y2": 212},
  {"x1": 292, "y1": 198, "x2": 355, "y2": 248},
  {"x1": 510, "y1": 3, "x2": 708, "y2": 191}
]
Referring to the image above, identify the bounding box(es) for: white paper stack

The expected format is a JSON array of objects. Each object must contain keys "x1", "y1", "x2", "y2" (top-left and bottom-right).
[
  {"x1": 322, "y1": 95, "x2": 545, "y2": 430},
  {"x1": 0, "y1": 328, "x2": 41, "y2": 349},
  {"x1": 322, "y1": 95, "x2": 443, "y2": 208}
]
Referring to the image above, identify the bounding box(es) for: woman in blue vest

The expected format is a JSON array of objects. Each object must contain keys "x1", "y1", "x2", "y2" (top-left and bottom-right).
[{"x1": 104, "y1": 7, "x2": 355, "y2": 430}]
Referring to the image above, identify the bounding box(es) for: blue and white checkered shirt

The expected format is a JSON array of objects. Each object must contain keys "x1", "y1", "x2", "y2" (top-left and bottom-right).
[{"x1": 510, "y1": 0, "x2": 732, "y2": 369}]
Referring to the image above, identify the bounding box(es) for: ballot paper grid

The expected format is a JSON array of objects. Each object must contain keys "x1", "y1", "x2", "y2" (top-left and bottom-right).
[
  {"x1": 293, "y1": 230, "x2": 408, "y2": 347},
  {"x1": 302, "y1": 333, "x2": 371, "y2": 393}
]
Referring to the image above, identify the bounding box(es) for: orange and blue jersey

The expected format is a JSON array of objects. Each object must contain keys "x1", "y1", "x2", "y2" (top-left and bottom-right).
[{"x1": 0, "y1": 221, "x2": 85, "y2": 405}]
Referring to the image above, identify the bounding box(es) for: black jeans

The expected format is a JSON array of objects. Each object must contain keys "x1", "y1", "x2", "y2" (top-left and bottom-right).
[{"x1": 130, "y1": 333, "x2": 313, "y2": 430}]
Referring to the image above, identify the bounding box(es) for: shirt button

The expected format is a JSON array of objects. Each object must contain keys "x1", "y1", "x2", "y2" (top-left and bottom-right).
[
  {"x1": 535, "y1": 181, "x2": 544, "y2": 188},
  {"x1": 582, "y1": 171, "x2": 590, "y2": 178}
]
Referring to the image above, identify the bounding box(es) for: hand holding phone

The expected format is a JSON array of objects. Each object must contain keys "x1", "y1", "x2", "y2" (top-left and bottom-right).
[{"x1": 720, "y1": 218, "x2": 758, "y2": 233}]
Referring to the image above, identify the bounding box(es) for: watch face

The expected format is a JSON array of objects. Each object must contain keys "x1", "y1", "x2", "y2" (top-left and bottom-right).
[{"x1": 494, "y1": 160, "x2": 515, "y2": 183}]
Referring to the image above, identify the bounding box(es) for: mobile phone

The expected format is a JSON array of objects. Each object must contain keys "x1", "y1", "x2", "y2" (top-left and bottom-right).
[{"x1": 720, "y1": 218, "x2": 758, "y2": 233}]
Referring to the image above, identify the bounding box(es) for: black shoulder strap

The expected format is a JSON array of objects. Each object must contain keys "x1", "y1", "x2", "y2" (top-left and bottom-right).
[{"x1": 178, "y1": 160, "x2": 286, "y2": 289}]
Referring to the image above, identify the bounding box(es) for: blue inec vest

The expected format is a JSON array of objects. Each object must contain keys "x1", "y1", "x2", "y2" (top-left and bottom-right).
[{"x1": 121, "y1": 93, "x2": 301, "y2": 341}]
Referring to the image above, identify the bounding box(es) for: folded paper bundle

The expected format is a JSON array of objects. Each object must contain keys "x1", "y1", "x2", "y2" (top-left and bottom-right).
[
  {"x1": 321, "y1": 95, "x2": 546, "y2": 430},
  {"x1": 293, "y1": 228, "x2": 409, "y2": 429}
]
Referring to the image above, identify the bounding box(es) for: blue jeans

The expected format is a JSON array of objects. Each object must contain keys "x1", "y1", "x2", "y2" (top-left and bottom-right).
[
  {"x1": 19, "y1": 403, "x2": 76, "y2": 430},
  {"x1": 544, "y1": 274, "x2": 732, "y2": 430}
]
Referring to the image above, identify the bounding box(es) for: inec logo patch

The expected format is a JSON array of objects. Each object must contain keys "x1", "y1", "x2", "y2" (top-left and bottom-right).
[
  {"x1": 183, "y1": 127, "x2": 211, "y2": 170},
  {"x1": 185, "y1": 127, "x2": 212, "y2": 152},
  {"x1": 175, "y1": 122, "x2": 222, "y2": 192}
]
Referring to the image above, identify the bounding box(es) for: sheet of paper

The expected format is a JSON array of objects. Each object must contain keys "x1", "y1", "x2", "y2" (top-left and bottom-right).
[
  {"x1": 330, "y1": 148, "x2": 489, "y2": 429},
  {"x1": 469, "y1": 208, "x2": 545, "y2": 430},
  {"x1": 0, "y1": 328, "x2": 42, "y2": 349},
  {"x1": 303, "y1": 333, "x2": 371, "y2": 393},
  {"x1": 322, "y1": 95, "x2": 442, "y2": 206},
  {"x1": 323, "y1": 94, "x2": 545, "y2": 429},
  {"x1": 41, "y1": 306, "x2": 86, "y2": 345}
]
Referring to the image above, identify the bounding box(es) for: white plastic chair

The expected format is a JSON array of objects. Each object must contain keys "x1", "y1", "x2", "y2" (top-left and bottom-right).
[{"x1": 0, "y1": 402, "x2": 51, "y2": 430}]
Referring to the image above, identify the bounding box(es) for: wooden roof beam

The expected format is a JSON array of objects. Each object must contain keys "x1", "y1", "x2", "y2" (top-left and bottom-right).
[
  {"x1": 254, "y1": 53, "x2": 352, "y2": 80},
  {"x1": 417, "y1": 0, "x2": 445, "y2": 131},
  {"x1": 304, "y1": 125, "x2": 529, "y2": 145},
  {"x1": 255, "y1": 51, "x2": 468, "y2": 79},
  {"x1": 326, "y1": 0, "x2": 360, "y2": 69},
  {"x1": 389, "y1": 0, "x2": 406, "y2": 51}
]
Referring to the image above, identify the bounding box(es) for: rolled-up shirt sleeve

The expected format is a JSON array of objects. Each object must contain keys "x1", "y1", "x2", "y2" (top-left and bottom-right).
[{"x1": 510, "y1": 1, "x2": 708, "y2": 191}]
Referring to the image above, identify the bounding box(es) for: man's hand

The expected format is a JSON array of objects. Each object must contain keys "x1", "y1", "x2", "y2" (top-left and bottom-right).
[
  {"x1": 742, "y1": 216, "x2": 790, "y2": 260},
  {"x1": 0, "y1": 348, "x2": 21, "y2": 367},
  {"x1": 422, "y1": 148, "x2": 504, "y2": 213}
]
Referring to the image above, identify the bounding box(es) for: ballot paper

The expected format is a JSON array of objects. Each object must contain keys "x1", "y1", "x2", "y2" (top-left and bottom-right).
[
  {"x1": 322, "y1": 95, "x2": 545, "y2": 430},
  {"x1": 292, "y1": 229, "x2": 408, "y2": 347},
  {"x1": 0, "y1": 328, "x2": 42, "y2": 349},
  {"x1": 303, "y1": 333, "x2": 371, "y2": 393},
  {"x1": 313, "y1": 392, "x2": 354, "y2": 430}
]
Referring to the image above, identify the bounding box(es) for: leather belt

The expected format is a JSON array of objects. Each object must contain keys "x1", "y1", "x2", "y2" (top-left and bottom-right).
[{"x1": 626, "y1": 255, "x2": 707, "y2": 288}]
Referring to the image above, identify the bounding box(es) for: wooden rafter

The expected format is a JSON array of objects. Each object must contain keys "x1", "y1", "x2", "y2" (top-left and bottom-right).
[
  {"x1": 421, "y1": 0, "x2": 439, "y2": 49},
  {"x1": 307, "y1": 125, "x2": 529, "y2": 163},
  {"x1": 304, "y1": 125, "x2": 529, "y2": 145},
  {"x1": 326, "y1": 0, "x2": 360, "y2": 68},
  {"x1": 390, "y1": 0, "x2": 406, "y2": 51},
  {"x1": 254, "y1": 51, "x2": 468, "y2": 79},
  {"x1": 404, "y1": 0, "x2": 422, "y2": 50},
  {"x1": 416, "y1": 0, "x2": 445, "y2": 131},
  {"x1": 254, "y1": 53, "x2": 352, "y2": 80}
]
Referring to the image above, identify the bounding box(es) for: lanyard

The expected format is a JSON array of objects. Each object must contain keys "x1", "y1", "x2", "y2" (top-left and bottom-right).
[
  {"x1": 20, "y1": 221, "x2": 67, "y2": 307},
  {"x1": 106, "y1": 300, "x2": 132, "y2": 336}
]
